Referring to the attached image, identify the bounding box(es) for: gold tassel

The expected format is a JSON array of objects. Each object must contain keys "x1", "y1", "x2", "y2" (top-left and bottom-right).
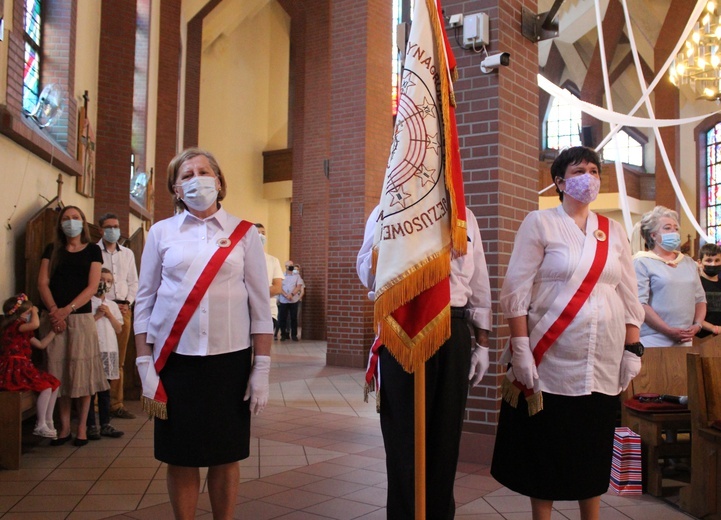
[
  {"x1": 142, "y1": 396, "x2": 168, "y2": 420},
  {"x1": 501, "y1": 377, "x2": 520, "y2": 408},
  {"x1": 526, "y1": 392, "x2": 544, "y2": 416},
  {"x1": 363, "y1": 380, "x2": 381, "y2": 413}
]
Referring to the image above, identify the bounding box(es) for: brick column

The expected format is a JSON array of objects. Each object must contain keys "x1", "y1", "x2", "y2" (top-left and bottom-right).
[
  {"x1": 95, "y1": 0, "x2": 137, "y2": 234},
  {"x1": 153, "y1": 0, "x2": 181, "y2": 221},
  {"x1": 326, "y1": 0, "x2": 393, "y2": 366},
  {"x1": 445, "y1": 0, "x2": 539, "y2": 464}
]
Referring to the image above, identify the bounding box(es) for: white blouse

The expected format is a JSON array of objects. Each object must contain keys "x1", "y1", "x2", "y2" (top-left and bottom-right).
[
  {"x1": 134, "y1": 208, "x2": 273, "y2": 356},
  {"x1": 500, "y1": 206, "x2": 644, "y2": 397}
]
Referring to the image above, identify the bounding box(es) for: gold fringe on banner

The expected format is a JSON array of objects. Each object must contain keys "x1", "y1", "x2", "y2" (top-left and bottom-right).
[
  {"x1": 374, "y1": 250, "x2": 451, "y2": 326},
  {"x1": 425, "y1": 0, "x2": 466, "y2": 258},
  {"x1": 501, "y1": 377, "x2": 544, "y2": 416},
  {"x1": 379, "y1": 305, "x2": 451, "y2": 374},
  {"x1": 142, "y1": 396, "x2": 168, "y2": 420}
]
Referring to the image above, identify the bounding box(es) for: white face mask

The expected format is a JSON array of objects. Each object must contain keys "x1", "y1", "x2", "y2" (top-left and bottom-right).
[
  {"x1": 259, "y1": 234, "x2": 267, "y2": 247},
  {"x1": 180, "y1": 176, "x2": 219, "y2": 211}
]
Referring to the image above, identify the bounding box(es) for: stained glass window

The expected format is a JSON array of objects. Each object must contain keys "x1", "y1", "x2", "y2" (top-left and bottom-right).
[
  {"x1": 23, "y1": 0, "x2": 42, "y2": 114},
  {"x1": 707, "y1": 123, "x2": 721, "y2": 244},
  {"x1": 603, "y1": 130, "x2": 643, "y2": 167},
  {"x1": 546, "y1": 95, "x2": 582, "y2": 151}
]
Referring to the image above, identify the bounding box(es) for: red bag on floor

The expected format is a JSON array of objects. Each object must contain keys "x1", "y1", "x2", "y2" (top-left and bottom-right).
[
  {"x1": 609, "y1": 427, "x2": 642, "y2": 495},
  {"x1": 623, "y1": 393, "x2": 687, "y2": 413}
]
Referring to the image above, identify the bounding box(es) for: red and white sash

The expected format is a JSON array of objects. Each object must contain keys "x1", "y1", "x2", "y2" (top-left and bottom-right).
[
  {"x1": 142, "y1": 219, "x2": 253, "y2": 419},
  {"x1": 502, "y1": 212, "x2": 610, "y2": 415}
]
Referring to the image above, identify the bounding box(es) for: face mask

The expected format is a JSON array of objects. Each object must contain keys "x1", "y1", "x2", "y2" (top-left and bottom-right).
[
  {"x1": 704, "y1": 265, "x2": 721, "y2": 276},
  {"x1": 259, "y1": 234, "x2": 267, "y2": 247},
  {"x1": 287, "y1": 266, "x2": 294, "y2": 272},
  {"x1": 561, "y1": 173, "x2": 601, "y2": 205},
  {"x1": 180, "y1": 176, "x2": 219, "y2": 211},
  {"x1": 23, "y1": 312, "x2": 32, "y2": 323},
  {"x1": 61, "y1": 219, "x2": 84, "y2": 238},
  {"x1": 658, "y1": 232, "x2": 681, "y2": 252},
  {"x1": 103, "y1": 228, "x2": 121, "y2": 243}
]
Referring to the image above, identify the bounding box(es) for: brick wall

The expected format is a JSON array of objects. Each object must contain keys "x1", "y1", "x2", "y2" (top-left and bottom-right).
[
  {"x1": 443, "y1": 0, "x2": 539, "y2": 463},
  {"x1": 326, "y1": 0, "x2": 392, "y2": 366},
  {"x1": 290, "y1": 0, "x2": 329, "y2": 341},
  {"x1": 153, "y1": 0, "x2": 181, "y2": 221},
  {"x1": 94, "y1": 0, "x2": 137, "y2": 233}
]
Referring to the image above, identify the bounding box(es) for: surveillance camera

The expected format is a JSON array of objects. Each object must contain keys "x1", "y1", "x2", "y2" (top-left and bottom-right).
[{"x1": 480, "y1": 52, "x2": 511, "y2": 73}]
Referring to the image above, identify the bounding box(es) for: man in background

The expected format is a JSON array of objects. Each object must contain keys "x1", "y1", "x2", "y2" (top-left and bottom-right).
[
  {"x1": 278, "y1": 261, "x2": 304, "y2": 341},
  {"x1": 255, "y1": 223, "x2": 284, "y2": 338},
  {"x1": 97, "y1": 213, "x2": 138, "y2": 419}
]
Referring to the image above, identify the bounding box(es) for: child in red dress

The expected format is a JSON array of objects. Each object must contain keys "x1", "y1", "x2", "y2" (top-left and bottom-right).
[{"x1": 0, "y1": 294, "x2": 60, "y2": 438}]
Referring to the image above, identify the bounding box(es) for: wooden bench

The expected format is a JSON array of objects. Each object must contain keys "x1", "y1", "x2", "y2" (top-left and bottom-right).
[
  {"x1": 0, "y1": 391, "x2": 37, "y2": 470},
  {"x1": 621, "y1": 346, "x2": 694, "y2": 496},
  {"x1": 680, "y1": 353, "x2": 721, "y2": 519}
]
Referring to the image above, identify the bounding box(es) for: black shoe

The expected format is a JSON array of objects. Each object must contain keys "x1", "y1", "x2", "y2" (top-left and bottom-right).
[
  {"x1": 292, "y1": 337, "x2": 299, "y2": 342},
  {"x1": 281, "y1": 337, "x2": 288, "y2": 341},
  {"x1": 73, "y1": 437, "x2": 89, "y2": 447},
  {"x1": 111, "y1": 408, "x2": 136, "y2": 419},
  {"x1": 50, "y1": 434, "x2": 72, "y2": 446},
  {"x1": 100, "y1": 424, "x2": 124, "y2": 438},
  {"x1": 86, "y1": 426, "x2": 101, "y2": 440}
]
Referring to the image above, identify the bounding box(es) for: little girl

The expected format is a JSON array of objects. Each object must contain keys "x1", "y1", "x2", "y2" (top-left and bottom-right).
[{"x1": 0, "y1": 293, "x2": 60, "y2": 438}]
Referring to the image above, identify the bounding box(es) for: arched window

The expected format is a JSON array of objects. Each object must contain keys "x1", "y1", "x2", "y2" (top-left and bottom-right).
[
  {"x1": 603, "y1": 129, "x2": 644, "y2": 168},
  {"x1": 706, "y1": 122, "x2": 721, "y2": 243},
  {"x1": 545, "y1": 93, "x2": 582, "y2": 151}
]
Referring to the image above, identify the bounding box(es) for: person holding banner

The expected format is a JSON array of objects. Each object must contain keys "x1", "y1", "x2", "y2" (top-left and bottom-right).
[
  {"x1": 134, "y1": 148, "x2": 273, "y2": 520},
  {"x1": 491, "y1": 147, "x2": 645, "y2": 520},
  {"x1": 357, "y1": 204, "x2": 492, "y2": 519}
]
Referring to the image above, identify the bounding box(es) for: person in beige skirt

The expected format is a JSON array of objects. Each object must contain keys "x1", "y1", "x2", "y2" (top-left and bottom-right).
[{"x1": 38, "y1": 205, "x2": 109, "y2": 447}]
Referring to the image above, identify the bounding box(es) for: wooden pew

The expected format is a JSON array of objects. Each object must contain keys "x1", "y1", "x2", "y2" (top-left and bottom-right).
[
  {"x1": 621, "y1": 346, "x2": 694, "y2": 496},
  {"x1": 680, "y1": 353, "x2": 721, "y2": 519},
  {"x1": 0, "y1": 391, "x2": 37, "y2": 470}
]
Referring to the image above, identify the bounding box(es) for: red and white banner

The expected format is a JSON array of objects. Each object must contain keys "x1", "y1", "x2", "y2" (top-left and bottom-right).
[{"x1": 372, "y1": 0, "x2": 466, "y2": 373}]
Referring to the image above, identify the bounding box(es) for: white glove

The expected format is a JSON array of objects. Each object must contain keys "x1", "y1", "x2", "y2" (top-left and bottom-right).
[
  {"x1": 244, "y1": 355, "x2": 271, "y2": 415},
  {"x1": 468, "y1": 344, "x2": 490, "y2": 387},
  {"x1": 619, "y1": 350, "x2": 642, "y2": 391},
  {"x1": 510, "y1": 337, "x2": 538, "y2": 388},
  {"x1": 135, "y1": 355, "x2": 156, "y2": 399}
]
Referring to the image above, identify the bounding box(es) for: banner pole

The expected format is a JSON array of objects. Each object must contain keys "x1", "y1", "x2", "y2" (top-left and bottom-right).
[{"x1": 414, "y1": 367, "x2": 426, "y2": 520}]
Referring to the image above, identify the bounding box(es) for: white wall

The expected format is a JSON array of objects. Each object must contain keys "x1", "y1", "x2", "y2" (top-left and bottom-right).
[{"x1": 198, "y1": 0, "x2": 291, "y2": 263}]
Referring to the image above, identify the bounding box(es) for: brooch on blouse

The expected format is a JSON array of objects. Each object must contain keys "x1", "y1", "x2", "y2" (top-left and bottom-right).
[
  {"x1": 593, "y1": 229, "x2": 607, "y2": 242},
  {"x1": 216, "y1": 238, "x2": 231, "y2": 248}
]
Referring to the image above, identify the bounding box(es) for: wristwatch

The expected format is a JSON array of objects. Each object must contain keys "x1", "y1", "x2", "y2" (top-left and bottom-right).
[{"x1": 624, "y1": 342, "x2": 644, "y2": 357}]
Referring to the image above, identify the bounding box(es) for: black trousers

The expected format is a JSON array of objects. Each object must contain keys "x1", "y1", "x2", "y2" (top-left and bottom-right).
[
  {"x1": 278, "y1": 301, "x2": 299, "y2": 339},
  {"x1": 379, "y1": 317, "x2": 472, "y2": 520}
]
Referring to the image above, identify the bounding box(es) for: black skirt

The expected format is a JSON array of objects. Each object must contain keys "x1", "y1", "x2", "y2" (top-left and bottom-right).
[
  {"x1": 491, "y1": 391, "x2": 619, "y2": 501},
  {"x1": 154, "y1": 349, "x2": 252, "y2": 467}
]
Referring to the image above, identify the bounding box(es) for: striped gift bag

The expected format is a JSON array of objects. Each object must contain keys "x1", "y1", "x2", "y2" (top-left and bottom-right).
[{"x1": 609, "y1": 426, "x2": 642, "y2": 495}]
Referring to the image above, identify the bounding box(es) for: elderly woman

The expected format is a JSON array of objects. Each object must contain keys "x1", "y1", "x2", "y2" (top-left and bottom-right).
[
  {"x1": 634, "y1": 206, "x2": 706, "y2": 347},
  {"x1": 134, "y1": 148, "x2": 273, "y2": 520},
  {"x1": 491, "y1": 147, "x2": 645, "y2": 520},
  {"x1": 38, "y1": 205, "x2": 109, "y2": 447}
]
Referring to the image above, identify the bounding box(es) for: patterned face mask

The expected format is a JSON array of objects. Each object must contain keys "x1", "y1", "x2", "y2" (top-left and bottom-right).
[{"x1": 561, "y1": 173, "x2": 601, "y2": 205}]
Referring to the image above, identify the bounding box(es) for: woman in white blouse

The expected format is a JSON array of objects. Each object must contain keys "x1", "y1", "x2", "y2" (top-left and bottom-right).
[
  {"x1": 134, "y1": 148, "x2": 273, "y2": 520},
  {"x1": 491, "y1": 147, "x2": 645, "y2": 520}
]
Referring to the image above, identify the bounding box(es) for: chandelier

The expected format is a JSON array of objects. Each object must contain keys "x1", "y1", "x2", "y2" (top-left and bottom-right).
[{"x1": 669, "y1": 2, "x2": 721, "y2": 101}]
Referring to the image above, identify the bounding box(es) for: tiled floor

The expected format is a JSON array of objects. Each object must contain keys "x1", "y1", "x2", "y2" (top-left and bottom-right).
[{"x1": 0, "y1": 340, "x2": 697, "y2": 519}]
